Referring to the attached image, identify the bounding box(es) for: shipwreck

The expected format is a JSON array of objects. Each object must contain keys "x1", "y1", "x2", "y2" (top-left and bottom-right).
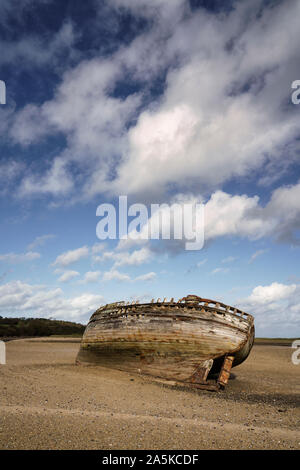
[{"x1": 76, "y1": 295, "x2": 255, "y2": 391}]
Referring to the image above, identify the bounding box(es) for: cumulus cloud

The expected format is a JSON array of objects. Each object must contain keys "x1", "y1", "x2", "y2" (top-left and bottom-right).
[
  {"x1": 57, "y1": 270, "x2": 80, "y2": 283},
  {"x1": 102, "y1": 269, "x2": 131, "y2": 282},
  {"x1": 0, "y1": 280, "x2": 103, "y2": 321},
  {"x1": 112, "y1": 247, "x2": 152, "y2": 267},
  {"x1": 211, "y1": 267, "x2": 229, "y2": 275},
  {"x1": 101, "y1": 268, "x2": 156, "y2": 282},
  {"x1": 79, "y1": 271, "x2": 101, "y2": 284},
  {"x1": 134, "y1": 271, "x2": 156, "y2": 282},
  {"x1": 94, "y1": 247, "x2": 152, "y2": 268},
  {"x1": 91, "y1": 243, "x2": 106, "y2": 255},
  {"x1": 239, "y1": 282, "x2": 300, "y2": 337},
  {"x1": 205, "y1": 181, "x2": 300, "y2": 245},
  {"x1": 19, "y1": 157, "x2": 74, "y2": 197},
  {"x1": 69, "y1": 293, "x2": 103, "y2": 313},
  {"x1": 114, "y1": 180, "x2": 300, "y2": 254},
  {"x1": 245, "y1": 282, "x2": 297, "y2": 305},
  {"x1": 204, "y1": 191, "x2": 267, "y2": 241},
  {"x1": 52, "y1": 246, "x2": 89, "y2": 267}
]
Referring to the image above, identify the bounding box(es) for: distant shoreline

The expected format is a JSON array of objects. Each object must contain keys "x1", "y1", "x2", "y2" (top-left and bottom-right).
[
  {"x1": 254, "y1": 338, "x2": 298, "y2": 347},
  {"x1": 1, "y1": 334, "x2": 83, "y2": 343},
  {"x1": 1, "y1": 336, "x2": 35, "y2": 342}
]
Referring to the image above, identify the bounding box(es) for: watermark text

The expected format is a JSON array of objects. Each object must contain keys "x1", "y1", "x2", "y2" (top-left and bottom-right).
[
  {"x1": 0, "y1": 80, "x2": 6, "y2": 105},
  {"x1": 291, "y1": 340, "x2": 300, "y2": 365},
  {"x1": 0, "y1": 341, "x2": 6, "y2": 365},
  {"x1": 96, "y1": 196, "x2": 204, "y2": 250},
  {"x1": 291, "y1": 80, "x2": 300, "y2": 104}
]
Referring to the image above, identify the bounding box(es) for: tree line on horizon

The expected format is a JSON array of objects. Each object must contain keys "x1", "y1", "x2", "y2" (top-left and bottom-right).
[{"x1": 0, "y1": 316, "x2": 85, "y2": 338}]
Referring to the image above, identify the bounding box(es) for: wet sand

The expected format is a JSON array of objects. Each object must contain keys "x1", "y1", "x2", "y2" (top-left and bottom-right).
[{"x1": 0, "y1": 337, "x2": 299, "y2": 450}]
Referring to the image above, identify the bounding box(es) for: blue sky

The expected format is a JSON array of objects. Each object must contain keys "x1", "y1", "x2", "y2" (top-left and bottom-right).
[{"x1": 0, "y1": 0, "x2": 299, "y2": 337}]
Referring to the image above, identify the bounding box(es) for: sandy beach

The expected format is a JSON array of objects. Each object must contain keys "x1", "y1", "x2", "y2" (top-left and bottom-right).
[{"x1": 0, "y1": 337, "x2": 299, "y2": 450}]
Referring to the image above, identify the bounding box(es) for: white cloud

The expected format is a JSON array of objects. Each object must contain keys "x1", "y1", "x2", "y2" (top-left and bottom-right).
[
  {"x1": 94, "y1": 247, "x2": 152, "y2": 268},
  {"x1": 209, "y1": 182, "x2": 300, "y2": 244},
  {"x1": 69, "y1": 293, "x2": 102, "y2": 312},
  {"x1": 113, "y1": 247, "x2": 152, "y2": 267},
  {"x1": 0, "y1": 280, "x2": 43, "y2": 308},
  {"x1": 52, "y1": 246, "x2": 89, "y2": 267},
  {"x1": 101, "y1": 268, "x2": 156, "y2": 283},
  {"x1": 134, "y1": 271, "x2": 156, "y2": 282},
  {"x1": 0, "y1": 251, "x2": 40, "y2": 263},
  {"x1": 204, "y1": 191, "x2": 268, "y2": 241},
  {"x1": 79, "y1": 271, "x2": 101, "y2": 284},
  {"x1": 239, "y1": 282, "x2": 300, "y2": 337},
  {"x1": 205, "y1": 181, "x2": 300, "y2": 245},
  {"x1": 246, "y1": 282, "x2": 297, "y2": 305},
  {"x1": 211, "y1": 267, "x2": 229, "y2": 275},
  {"x1": 102, "y1": 269, "x2": 131, "y2": 282},
  {"x1": 115, "y1": 180, "x2": 300, "y2": 254},
  {"x1": 0, "y1": 280, "x2": 104, "y2": 321},
  {"x1": 19, "y1": 157, "x2": 74, "y2": 197},
  {"x1": 57, "y1": 270, "x2": 80, "y2": 283},
  {"x1": 91, "y1": 243, "x2": 106, "y2": 255}
]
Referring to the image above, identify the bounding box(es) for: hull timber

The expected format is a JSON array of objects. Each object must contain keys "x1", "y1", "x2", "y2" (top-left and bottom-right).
[{"x1": 77, "y1": 295, "x2": 255, "y2": 390}]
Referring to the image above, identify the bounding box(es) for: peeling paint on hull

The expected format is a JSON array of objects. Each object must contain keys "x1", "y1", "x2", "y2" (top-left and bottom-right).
[{"x1": 77, "y1": 295, "x2": 255, "y2": 390}]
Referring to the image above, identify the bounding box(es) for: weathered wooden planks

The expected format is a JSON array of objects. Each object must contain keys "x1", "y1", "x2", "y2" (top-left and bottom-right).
[{"x1": 77, "y1": 295, "x2": 255, "y2": 390}]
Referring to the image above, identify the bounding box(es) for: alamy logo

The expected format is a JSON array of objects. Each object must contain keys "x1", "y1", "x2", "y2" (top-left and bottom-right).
[
  {"x1": 291, "y1": 340, "x2": 300, "y2": 365},
  {"x1": 0, "y1": 80, "x2": 6, "y2": 105},
  {"x1": 291, "y1": 80, "x2": 300, "y2": 105},
  {"x1": 96, "y1": 196, "x2": 204, "y2": 250},
  {"x1": 0, "y1": 341, "x2": 6, "y2": 365}
]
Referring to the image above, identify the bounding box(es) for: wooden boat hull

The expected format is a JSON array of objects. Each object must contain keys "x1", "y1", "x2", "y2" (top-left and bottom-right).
[{"x1": 77, "y1": 295, "x2": 254, "y2": 390}]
